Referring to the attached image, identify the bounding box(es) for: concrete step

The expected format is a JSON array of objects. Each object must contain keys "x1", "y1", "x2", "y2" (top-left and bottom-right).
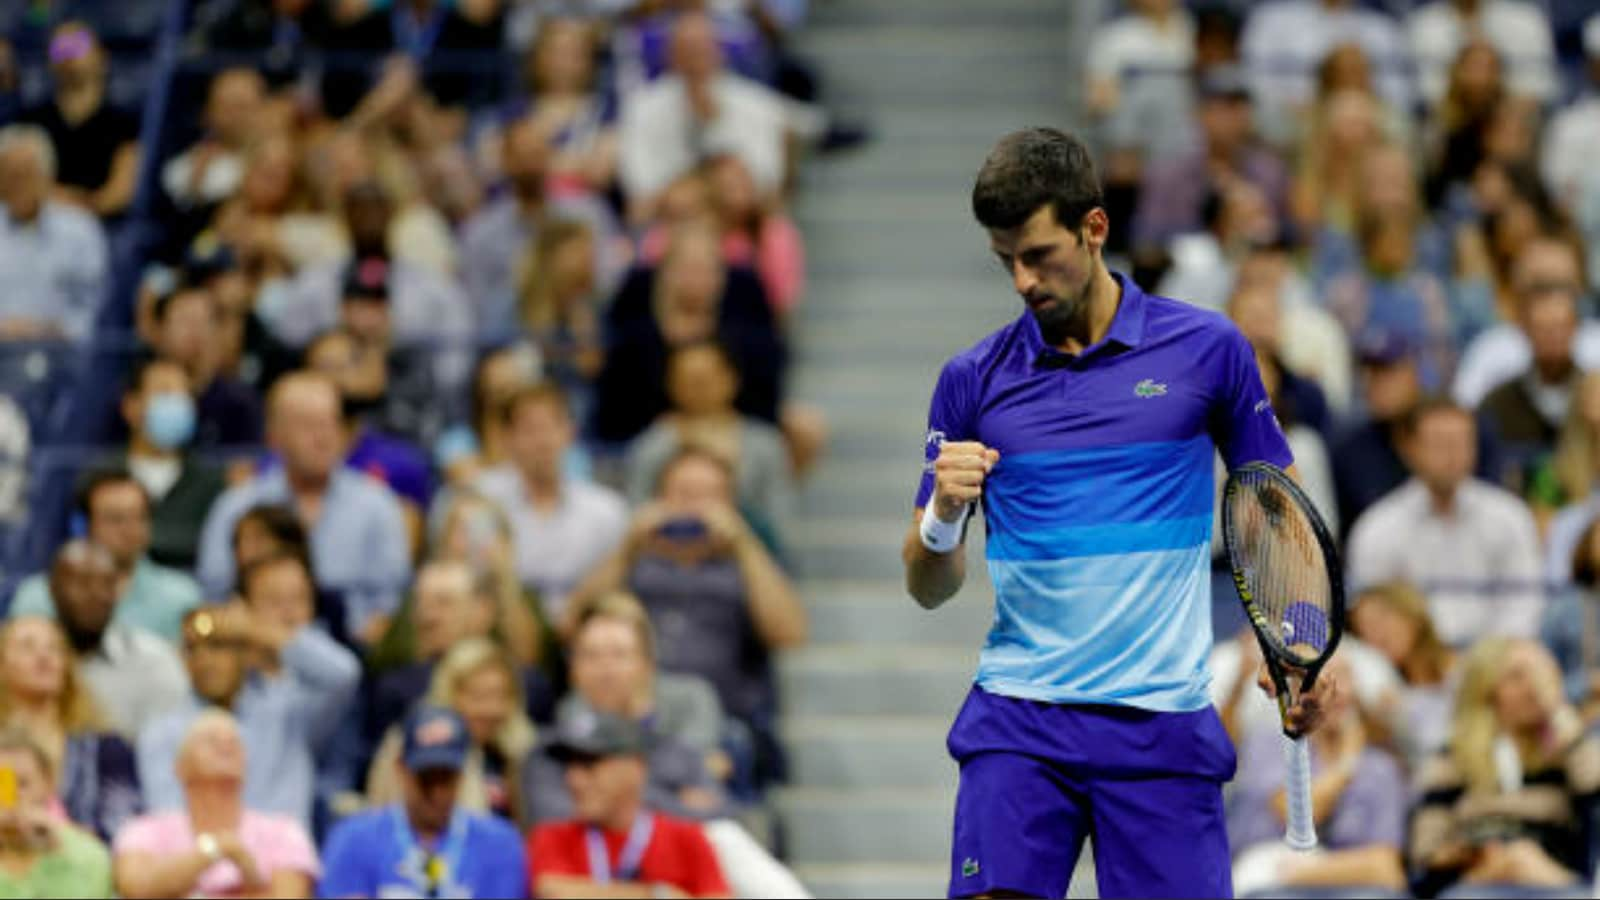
[
  {"x1": 782, "y1": 715, "x2": 956, "y2": 789},
  {"x1": 799, "y1": 578, "x2": 994, "y2": 645},
  {"x1": 791, "y1": 863, "x2": 949, "y2": 900},
  {"x1": 774, "y1": 786, "x2": 953, "y2": 864},
  {"x1": 777, "y1": 644, "x2": 977, "y2": 717},
  {"x1": 811, "y1": 0, "x2": 1069, "y2": 29}
]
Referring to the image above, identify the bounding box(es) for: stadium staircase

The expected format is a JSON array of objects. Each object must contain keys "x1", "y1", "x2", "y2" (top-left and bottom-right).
[{"x1": 775, "y1": 2, "x2": 1100, "y2": 896}]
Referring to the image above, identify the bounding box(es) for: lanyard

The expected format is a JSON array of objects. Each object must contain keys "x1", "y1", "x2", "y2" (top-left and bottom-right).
[
  {"x1": 584, "y1": 813, "x2": 655, "y2": 885},
  {"x1": 392, "y1": 805, "x2": 468, "y2": 898},
  {"x1": 391, "y1": 4, "x2": 447, "y2": 58}
]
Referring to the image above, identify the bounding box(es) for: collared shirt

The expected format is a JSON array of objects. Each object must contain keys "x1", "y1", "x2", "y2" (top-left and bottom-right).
[
  {"x1": 619, "y1": 73, "x2": 787, "y2": 201},
  {"x1": 77, "y1": 624, "x2": 190, "y2": 738},
  {"x1": 458, "y1": 193, "x2": 623, "y2": 340},
  {"x1": 1545, "y1": 493, "x2": 1600, "y2": 589},
  {"x1": 196, "y1": 468, "x2": 411, "y2": 635},
  {"x1": 913, "y1": 272, "x2": 1293, "y2": 711},
  {"x1": 1408, "y1": 0, "x2": 1556, "y2": 107},
  {"x1": 474, "y1": 466, "x2": 627, "y2": 621},
  {"x1": 318, "y1": 805, "x2": 527, "y2": 899},
  {"x1": 10, "y1": 557, "x2": 201, "y2": 644},
  {"x1": 1454, "y1": 320, "x2": 1600, "y2": 408},
  {"x1": 0, "y1": 203, "x2": 108, "y2": 342},
  {"x1": 113, "y1": 809, "x2": 319, "y2": 897},
  {"x1": 0, "y1": 820, "x2": 113, "y2": 898},
  {"x1": 1347, "y1": 478, "x2": 1544, "y2": 647},
  {"x1": 136, "y1": 626, "x2": 360, "y2": 829},
  {"x1": 1543, "y1": 96, "x2": 1600, "y2": 200}
]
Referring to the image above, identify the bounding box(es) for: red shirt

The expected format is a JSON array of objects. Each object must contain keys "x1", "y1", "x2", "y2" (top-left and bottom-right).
[{"x1": 528, "y1": 815, "x2": 730, "y2": 898}]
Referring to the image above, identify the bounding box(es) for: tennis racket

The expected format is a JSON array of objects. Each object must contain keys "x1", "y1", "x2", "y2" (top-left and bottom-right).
[{"x1": 1221, "y1": 461, "x2": 1345, "y2": 852}]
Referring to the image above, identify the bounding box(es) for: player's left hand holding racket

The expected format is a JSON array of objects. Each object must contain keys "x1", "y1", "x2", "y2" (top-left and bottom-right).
[{"x1": 1221, "y1": 461, "x2": 1345, "y2": 852}]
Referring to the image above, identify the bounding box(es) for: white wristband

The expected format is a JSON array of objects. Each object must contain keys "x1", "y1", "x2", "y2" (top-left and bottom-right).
[{"x1": 920, "y1": 502, "x2": 971, "y2": 553}]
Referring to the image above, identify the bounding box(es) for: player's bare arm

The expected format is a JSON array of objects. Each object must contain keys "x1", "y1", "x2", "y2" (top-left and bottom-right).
[{"x1": 903, "y1": 441, "x2": 998, "y2": 609}]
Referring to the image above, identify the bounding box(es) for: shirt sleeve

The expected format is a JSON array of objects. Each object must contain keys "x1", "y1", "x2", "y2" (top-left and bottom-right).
[
  {"x1": 1209, "y1": 325, "x2": 1294, "y2": 472},
  {"x1": 260, "y1": 817, "x2": 320, "y2": 880},
  {"x1": 486, "y1": 828, "x2": 530, "y2": 899},
  {"x1": 914, "y1": 355, "x2": 980, "y2": 509},
  {"x1": 313, "y1": 818, "x2": 369, "y2": 899},
  {"x1": 529, "y1": 824, "x2": 587, "y2": 884},
  {"x1": 679, "y1": 823, "x2": 731, "y2": 898}
]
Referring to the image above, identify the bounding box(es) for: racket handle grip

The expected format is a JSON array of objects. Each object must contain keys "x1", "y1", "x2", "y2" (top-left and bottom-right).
[{"x1": 1283, "y1": 735, "x2": 1318, "y2": 852}]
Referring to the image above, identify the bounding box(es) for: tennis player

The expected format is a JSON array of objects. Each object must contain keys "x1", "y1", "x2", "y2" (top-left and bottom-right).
[{"x1": 903, "y1": 127, "x2": 1341, "y2": 899}]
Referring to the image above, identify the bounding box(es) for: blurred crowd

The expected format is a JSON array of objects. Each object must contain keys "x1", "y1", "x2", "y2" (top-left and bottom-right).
[
  {"x1": 1087, "y1": 0, "x2": 1600, "y2": 897},
  {"x1": 0, "y1": 0, "x2": 844, "y2": 896}
]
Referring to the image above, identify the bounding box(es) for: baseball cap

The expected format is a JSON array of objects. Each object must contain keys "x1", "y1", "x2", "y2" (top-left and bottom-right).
[
  {"x1": 342, "y1": 255, "x2": 390, "y2": 302},
  {"x1": 401, "y1": 705, "x2": 470, "y2": 773},
  {"x1": 1354, "y1": 327, "x2": 1415, "y2": 367},
  {"x1": 1197, "y1": 64, "x2": 1251, "y2": 101},
  {"x1": 546, "y1": 708, "x2": 646, "y2": 762}
]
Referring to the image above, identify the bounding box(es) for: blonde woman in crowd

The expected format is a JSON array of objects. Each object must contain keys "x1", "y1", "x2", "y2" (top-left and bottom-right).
[
  {"x1": 1409, "y1": 638, "x2": 1600, "y2": 897},
  {"x1": 1350, "y1": 581, "x2": 1460, "y2": 769},
  {"x1": 367, "y1": 638, "x2": 537, "y2": 824},
  {"x1": 0, "y1": 726, "x2": 113, "y2": 898}
]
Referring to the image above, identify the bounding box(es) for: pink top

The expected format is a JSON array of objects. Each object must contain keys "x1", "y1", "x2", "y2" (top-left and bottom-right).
[
  {"x1": 113, "y1": 809, "x2": 320, "y2": 897},
  {"x1": 638, "y1": 216, "x2": 806, "y2": 314}
]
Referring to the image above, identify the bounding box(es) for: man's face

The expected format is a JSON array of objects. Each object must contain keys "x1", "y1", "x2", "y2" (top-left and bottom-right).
[
  {"x1": 270, "y1": 380, "x2": 345, "y2": 481},
  {"x1": 1362, "y1": 359, "x2": 1421, "y2": 422},
  {"x1": 49, "y1": 550, "x2": 118, "y2": 640},
  {"x1": 502, "y1": 122, "x2": 551, "y2": 194},
  {"x1": 0, "y1": 145, "x2": 46, "y2": 221},
  {"x1": 1199, "y1": 94, "x2": 1251, "y2": 150},
  {"x1": 158, "y1": 292, "x2": 219, "y2": 373},
  {"x1": 1408, "y1": 410, "x2": 1476, "y2": 495},
  {"x1": 246, "y1": 561, "x2": 314, "y2": 632},
  {"x1": 667, "y1": 346, "x2": 737, "y2": 417},
  {"x1": 180, "y1": 719, "x2": 247, "y2": 784},
  {"x1": 87, "y1": 482, "x2": 150, "y2": 571},
  {"x1": 402, "y1": 767, "x2": 461, "y2": 835},
  {"x1": 506, "y1": 400, "x2": 573, "y2": 478},
  {"x1": 670, "y1": 14, "x2": 722, "y2": 82},
  {"x1": 413, "y1": 566, "x2": 491, "y2": 659},
  {"x1": 182, "y1": 618, "x2": 246, "y2": 706},
  {"x1": 988, "y1": 205, "x2": 1099, "y2": 347},
  {"x1": 207, "y1": 70, "x2": 264, "y2": 147},
  {"x1": 1514, "y1": 241, "x2": 1585, "y2": 373},
  {"x1": 564, "y1": 755, "x2": 644, "y2": 825},
  {"x1": 659, "y1": 456, "x2": 733, "y2": 519},
  {"x1": 1525, "y1": 291, "x2": 1578, "y2": 374},
  {"x1": 340, "y1": 296, "x2": 392, "y2": 347},
  {"x1": 571, "y1": 619, "x2": 650, "y2": 716}
]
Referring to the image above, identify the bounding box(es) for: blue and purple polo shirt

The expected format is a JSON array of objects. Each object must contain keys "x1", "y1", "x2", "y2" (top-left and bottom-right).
[{"x1": 915, "y1": 273, "x2": 1293, "y2": 713}]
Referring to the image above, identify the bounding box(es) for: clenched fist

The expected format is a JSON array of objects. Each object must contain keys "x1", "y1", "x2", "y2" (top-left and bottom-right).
[{"x1": 932, "y1": 441, "x2": 1000, "y2": 522}]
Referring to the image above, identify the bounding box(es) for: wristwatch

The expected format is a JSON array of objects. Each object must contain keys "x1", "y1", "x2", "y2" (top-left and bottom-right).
[{"x1": 195, "y1": 832, "x2": 222, "y2": 863}]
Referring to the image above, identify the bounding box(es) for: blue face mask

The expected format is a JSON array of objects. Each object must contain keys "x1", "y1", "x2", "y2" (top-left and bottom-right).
[{"x1": 144, "y1": 391, "x2": 196, "y2": 450}]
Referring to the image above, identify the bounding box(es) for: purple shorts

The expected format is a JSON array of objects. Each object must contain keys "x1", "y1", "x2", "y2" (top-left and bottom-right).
[{"x1": 947, "y1": 686, "x2": 1237, "y2": 899}]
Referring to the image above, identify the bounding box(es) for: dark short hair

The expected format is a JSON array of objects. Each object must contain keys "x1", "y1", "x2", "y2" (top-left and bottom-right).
[
  {"x1": 232, "y1": 503, "x2": 315, "y2": 581},
  {"x1": 1402, "y1": 395, "x2": 1473, "y2": 436},
  {"x1": 971, "y1": 127, "x2": 1103, "y2": 232},
  {"x1": 239, "y1": 552, "x2": 312, "y2": 602},
  {"x1": 75, "y1": 466, "x2": 146, "y2": 519},
  {"x1": 126, "y1": 356, "x2": 188, "y2": 397},
  {"x1": 152, "y1": 287, "x2": 216, "y2": 325}
]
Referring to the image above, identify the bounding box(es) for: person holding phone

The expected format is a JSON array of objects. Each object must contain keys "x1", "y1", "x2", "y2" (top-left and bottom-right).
[{"x1": 0, "y1": 726, "x2": 113, "y2": 897}]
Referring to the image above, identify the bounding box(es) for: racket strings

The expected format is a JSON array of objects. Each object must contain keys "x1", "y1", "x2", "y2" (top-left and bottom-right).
[{"x1": 1229, "y1": 472, "x2": 1332, "y2": 667}]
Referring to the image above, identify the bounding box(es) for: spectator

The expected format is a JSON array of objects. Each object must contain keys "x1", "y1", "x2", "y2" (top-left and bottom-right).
[
  {"x1": 1424, "y1": 40, "x2": 1508, "y2": 208},
  {"x1": 1477, "y1": 250, "x2": 1587, "y2": 495},
  {"x1": 302, "y1": 328, "x2": 435, "y2": 517},
  {"x1": 527, "y1": 711, "x2": 731, "y2": 900},
  {"x1": 1349, "y1": 581, "x2": 1460, "y2": 768},
  {"x1": 1238, "y1": 0, "x2": 1412, "y2": 145},
  {"x1": 1156, "y1": 180, "x2": 1285, "y2": 316},
  {"x1": 0, "y1": 726, "x2": 113, "y2": 898},
  {"x1": 320, "y1": 704, "x2": 528, "y2": 898},
  {"x1": 1409, "y1": 638, "x2": 1599, "y2": 897},
  {"x1": 1454, "y1": 234, "x2": 1600, "y2": 410},
  {"x1": 1289, "y1": 87, "x2": 1388, "y2": 237},
  {"x1": 1312, "y1": 142, "x2": 1455, "y2": 296},
  {"x1": 209, "y1": 134, "x2": 342, "y2": 276},
  {"x1": 148, "y1": 287, "x2": 265, "y2": 448},
  {"x1": 192, "y1": 0, "x2": 337, "y2": 89},
  {"x1": 1332, "y1": 331, "x2": 1426, "y2": 530},
  {"x1": 574, "y1": 446, "x2": 806, "y2": 773},
  {"x1": 1545, "y1": 516, "x2": 1600, "y2": 718},
  {"x1": 161, "y1": 68, "x2": 268, "y2": 211},
  {"x1": 625, "y1": 341, "x2": 794, "y2": 551},
  {"x1": 0, "y1": 615, "x2": 141, "y2": 842},
  {"x1": 514, "y1": 218, "x2": 606, "y2": 412},
  {"x1": 197, "y1": 371, "x2": 412, "y2": 645},
  {"x1": 1236, "y1": 243, "x2": 1354, "y2": 415},
  {"x1": 0, "y1": 124, "x2": 108, "y2": 344},
  {"x1": 460, "y1": 116, "x2": 618, "y2": 339},
  {"x1": 34, "y1": 540, "x2": 188, "y2": 740},
  {"x1": 433, "y1": 343, "x2": 543, "y2": 487},
  {"x1": 514, "y1": 17, "x2": 618, "y2": 196},
  {"x1": 18, "y1": 22, "x2": 140, "y2": 219},
  {"x1": 137, "y1": 560, "x2": 361, "y2": 830},
  {"x1": 367, "y1": 560, "x2": 553, "y2": 762},
  {"x1": 368, "y1": 638, "x2": 538, "y2": 824},
  {"x1": 618, "y1": 11, "x2": 788, "y2": 223},
  {"x1": 593, "y1": 224, "x2": 786, "y2": 445},
  {"x1": 1324, "y1": 205, "x2": 1458, "y2": 392},
  {"x1": 703, "y1": 153, "x2": 804, "y2": 319},
  {"x1": 1084, "y1": 0, "x2": 1196, "y2": 170},
  {"x1": 1408, "y1": 0, "x2": 1557, "y2": 109},
  {"x1": 229, "y1": 504, "x2": 351, "y2": 648},
  {"x1": 1542, "y1": 19, "x2": 1600, "y2": 202},
  {"x1": 1227, "y1": 656, "x2": 1408, "y2": 896},
  {"x1": 9, "y1": 469, "x2": 202, "y2": 644},
  {"x1": 1348, "y1": 398, "x2": 1543, "y2": 647},
  {"x1": 113, "y1": 358, "x2": 227, "y2": 570},
  {"x1": 323, "y1": 0, "x2": 504, "y2": 113},
  {"x1": 113, "y1": 710, "x2": 319, "y2": 899},
  {"x1": 1131, "y1": 65, "x2": 1290, "y2": 256},
  {"x1": 476, "y1": 383, "x2": 627, "y2": 621},
  {"x1": 522, "y1": 593, "x2": 731, "y2": 825}
]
